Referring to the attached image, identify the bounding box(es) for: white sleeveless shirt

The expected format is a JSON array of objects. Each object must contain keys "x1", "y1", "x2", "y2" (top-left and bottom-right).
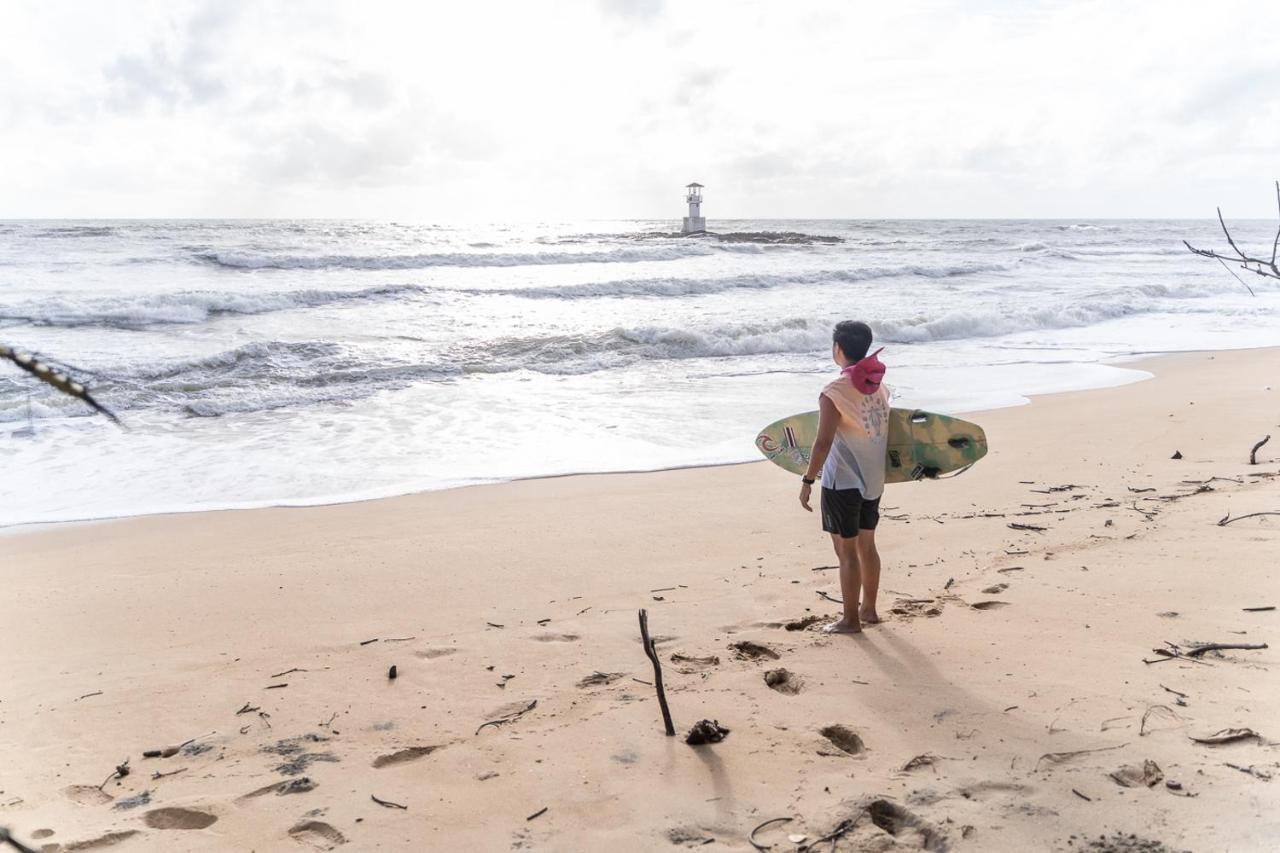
[{"x1": 819, "y1": 377, "x2": 891, "y2": 498}]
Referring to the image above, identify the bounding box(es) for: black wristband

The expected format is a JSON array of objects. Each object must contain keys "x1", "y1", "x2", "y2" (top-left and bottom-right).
[{"x1": 801, "y1": 477, "x2": 816, "y2": 486}]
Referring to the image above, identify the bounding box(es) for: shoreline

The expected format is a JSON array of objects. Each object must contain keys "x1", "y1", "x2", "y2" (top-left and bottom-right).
[
  {"x1": 14, "y1": 342, "x2": 1244, "y2": 538},
  {"x1": 2, "y1": 345, "x2": 1277, "y2": 850}
]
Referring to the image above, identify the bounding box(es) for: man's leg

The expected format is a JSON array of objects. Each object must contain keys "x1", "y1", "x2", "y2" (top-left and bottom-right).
[
  {"x1": 855, "y1": 528, "x2": 881, "y2": 624},
  {"x1": 825, "y1": 533, "x2": 862, "y2": 633}
]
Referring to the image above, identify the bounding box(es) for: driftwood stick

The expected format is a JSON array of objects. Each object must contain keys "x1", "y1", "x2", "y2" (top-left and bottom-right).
[
  {"x1": 1218, "y1": 512, "x2": 1280, "y2": 526},
  {"x1": 638, "y1": 609, "x2": 675, "y2": 736},
  {"x1": 1250, "y1": 435, "x2": 1271, "y2": 465},
  {"x1": 1183, "y1": 642, "x2": 1268, "y2": 658},
  {"x1": 475, "y1": 699, "x2": 537, "y2": 735},
  {"x1": 371, "y1": 794, "x2": 408, "y2": 810}
]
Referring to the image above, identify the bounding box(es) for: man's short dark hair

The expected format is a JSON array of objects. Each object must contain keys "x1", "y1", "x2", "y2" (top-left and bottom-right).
[{"x1": 833, "y1": 321, "x2": 873, "y2": 361}]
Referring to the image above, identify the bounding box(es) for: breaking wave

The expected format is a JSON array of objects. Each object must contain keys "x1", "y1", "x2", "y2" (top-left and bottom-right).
[
  {"x1": 477, "y1": 261, "x2": 1014, "y2": 300},
  {"x1": 194, "y1": 244, "x2": 717, "y2": 270},
  {"x1": 0, "y1": 284, "x2": 431, "y2": 329}
]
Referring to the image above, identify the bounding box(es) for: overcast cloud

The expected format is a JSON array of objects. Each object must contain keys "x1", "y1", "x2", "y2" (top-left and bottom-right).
[{"x1": 1, "y1": 0, "x2": 1277, "y2": 218}]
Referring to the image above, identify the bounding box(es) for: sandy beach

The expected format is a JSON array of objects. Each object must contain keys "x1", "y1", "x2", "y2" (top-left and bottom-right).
[{"x1": 2, "y1": 347, "x2": 1278, "y2": 852}]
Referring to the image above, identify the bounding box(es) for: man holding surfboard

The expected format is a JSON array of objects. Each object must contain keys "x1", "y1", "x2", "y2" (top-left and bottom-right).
[{"x1": 798, "y1": 321, "x2": 889, "y2": 634}]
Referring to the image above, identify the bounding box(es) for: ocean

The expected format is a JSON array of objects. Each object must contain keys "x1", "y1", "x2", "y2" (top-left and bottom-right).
[{"x1": 2, "y1": 218, "x2": 1277, "y2": 528}]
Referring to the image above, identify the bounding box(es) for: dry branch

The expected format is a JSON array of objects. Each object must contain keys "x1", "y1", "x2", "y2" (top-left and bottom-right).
[
  {"x1": 638, "y1": 609, "x2": 675, "y2": 736},
  {"x1": 1184, "y1": 181, "x2": 1280, "y2": 291},
  {"x1": 1250, "y1": 435, "x2": 1271, "y2": 465},
  {"x1": 1218, "y1": 512, "x2": 1280, "y2": 526}
]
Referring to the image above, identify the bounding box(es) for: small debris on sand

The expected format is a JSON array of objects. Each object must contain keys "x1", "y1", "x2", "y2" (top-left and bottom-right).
[{"x1": 685, "y1": 719, "x2": 730, "y2": 745}]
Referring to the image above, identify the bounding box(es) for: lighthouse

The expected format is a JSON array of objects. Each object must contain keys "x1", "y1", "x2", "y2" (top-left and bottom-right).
[{"x1": 682, "y1": 182, "x2": 706, "y2": 234}]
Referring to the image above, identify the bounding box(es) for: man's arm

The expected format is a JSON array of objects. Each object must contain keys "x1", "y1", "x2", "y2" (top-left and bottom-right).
[{"x1": 799, "y1": 394, "x2": 839, "y2": 511}]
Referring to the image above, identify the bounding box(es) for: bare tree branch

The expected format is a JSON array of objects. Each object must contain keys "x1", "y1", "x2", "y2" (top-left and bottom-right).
[
  {"x1": 1184, "y1": 184, "x2": 1280, "y2": 293},
  {"x1": 1, "y1": 345, "x2": 122, "y2": 425}
]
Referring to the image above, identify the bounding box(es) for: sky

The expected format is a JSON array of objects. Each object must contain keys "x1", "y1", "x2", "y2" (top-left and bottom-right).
[{"x1": 1, "y1": 0, "x2": 1278, "y2": 220}]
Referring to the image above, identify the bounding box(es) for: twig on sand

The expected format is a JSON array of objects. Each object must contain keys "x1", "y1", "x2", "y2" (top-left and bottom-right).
[
  {"x1": 383, "y1": 636, "x2": 415, "y2": 642},
  {"x1": 526, "y1": 807, "x2": 548, "y2": 821},
  {"x1": 97, "y1": 758, "x2": 130, "y2": 790},
  {"x1": 1250, "y1": 435, "x2": 1271, "y2": 464},
  {"x1": 799, "y1": 815, "x2": 860, "y2": 852},
  {"x1": 817, "y1": 590, "x2": 843, "y2": 604},
  {"x1": 1243, "y1": 606, "x2": 1276, "y2": 612},
  {"x1": 1160, "y1": 684, "x2": 1189, "y2": 700},
  {"x1": 1190, "y1": 728, "x2": 1260, "y2": 745},
  {"x1": 271, "y1": 667, "x2": 306, "y2": 678},
  {"x1": 1008, "y1": 522, "x2": 1046, "y2": 532},
  {"x1": 748, "y1": 817, "x2": 793, "y2": 851},
  {"x1": 1218, "y1": 512, "x2": 1280, "y2": 526},
  {"x1": 1184, "y1": 642, "x2": 1268, "y2": 658},
  {"x1": 1071, "y1": 788, "x2": 1093, "y2": 802},
  {"x1": 1140, "y1": 705, "x2": 1182, "y2": 736},
  {"x1": 639, "y1": 609, "x2": 675, "y2": 736},
  {"x1": 359, "y1": 638, "x2": 380, "y2": 646},
  {"x1": 265, "y1": 683, "x2": 288, "y2": 690},
  {"x1": 371, "y1": 794, "x2": 408, "y2": 809},
  {"x1": 142, "y1": 736, "x2": 198, "y2": 759},
  {"x1": 236, "y1": 702, "x2": 260, "y2": 715},
  {"x1": 77, "y1": 690, "x2": 103, "y2": 700},
  {"x1": 1225, "y1": 762, "x2": 1273, "y2": 781},
  {"x1": 475, "y1": 699, "x2": 537, "y2": 736},
  {"x1": 1034, "y1": 744, "x2": 1126, "y2": 771},
  {"x1": 151, "y1": 767, "x2": 188, "y2": 781}
]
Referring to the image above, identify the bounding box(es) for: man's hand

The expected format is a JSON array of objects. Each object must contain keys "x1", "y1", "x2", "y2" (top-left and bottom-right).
[{"x1": 799, "y1": 481, "x2": 813, "y2": 512}]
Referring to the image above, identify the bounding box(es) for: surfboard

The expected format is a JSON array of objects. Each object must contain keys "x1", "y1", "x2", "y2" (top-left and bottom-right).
[{"x1": 755, "y1": 408, "x2": 988, "y2": 484}]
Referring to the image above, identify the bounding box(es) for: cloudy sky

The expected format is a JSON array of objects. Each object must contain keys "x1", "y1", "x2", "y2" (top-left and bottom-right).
[{"x1": 2, "y1": 0, "x2": 1278, "y2": 219}]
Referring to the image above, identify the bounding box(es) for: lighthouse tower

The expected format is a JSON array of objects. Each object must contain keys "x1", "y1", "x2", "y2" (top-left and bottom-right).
[{"x1": 682, "y1": 182, "x2": 706, "y2": 234}]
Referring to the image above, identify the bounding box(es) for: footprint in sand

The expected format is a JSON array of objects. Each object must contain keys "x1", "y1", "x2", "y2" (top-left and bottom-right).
[
  {"x1": 237, "y1": 777, "x2": 317, "y2": 803},
  {"x1": 819, "y1": 725, "x2": 865, "y2": 755},
  {"x1": 575, "y1": 671, "x2": 625, "y2": 688},
  {"x1": 372, "y1": 744, "x2": 445, "y2": 769},
  {"x1": 532, "y1": 632, "x2": 580, "y2": 643},
  {"x1": 729, "y1": 640, "x2": 780, "y2": 661},
  {"x1": 970, "y1": 600, "x2": 1009, "y2": 610},
  {"x1": 764, "y1": 668, "x2": 802, "y2": 695},
  {"x1": 110, "y1": 791, "x2": 151, "y2": 811},
  {"x1": 981, "y1": 583, "x2": 1009, "y2": 594},
  {"x1": 785, "y1": 614, "x2": 827, "y2": 631},
  {"x1": 63, "y1": 785, "x2": 114, "y2": 806},
  {"x1": 143, "y1": 807, "x2": 218, "y2": 830},
  {"x1": 670, "y1": 652, "x2": 720, "y2": 674},
  {"x1": 288, "y1": 820, "x2": 347, "y2": 849},
  {"x1": 56, "y1": 829, "x2": 140, "y2": 851},
  {"x1": 866, "y1": 799, "x2": 948, "y2": 852}
]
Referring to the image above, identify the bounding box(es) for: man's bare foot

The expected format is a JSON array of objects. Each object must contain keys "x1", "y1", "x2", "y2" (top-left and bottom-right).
[
  {"x1": 823, "y1": 617, "x2": 863, "y2": 634},
  {"x1": 858, "y1": 608, "x2": 881, "y2": 625}
]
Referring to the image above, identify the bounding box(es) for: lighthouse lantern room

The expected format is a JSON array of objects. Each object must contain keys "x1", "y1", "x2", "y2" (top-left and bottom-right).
[{"x1": 682, "y1": 182, "x2": 706, "y2": 234}]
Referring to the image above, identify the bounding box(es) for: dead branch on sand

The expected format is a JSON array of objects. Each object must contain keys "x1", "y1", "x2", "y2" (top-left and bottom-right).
[
  {"x1": 638, "y1": 609, "x2": 675, "y2": 736},
  {"x1": 1250, "y1": 435, "x2": 1271, "y2": 464},
  {"x1": 1218, "y1": 511, "x2": 1280, "y2": 526},
  {"x1": 475, "y1": 699, "x2": 536, "y2": 735}
]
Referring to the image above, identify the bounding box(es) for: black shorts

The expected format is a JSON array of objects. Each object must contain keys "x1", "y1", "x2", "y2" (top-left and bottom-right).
[{"x1": 820, "y1": 487, "x2": 880, "y2": 539}]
